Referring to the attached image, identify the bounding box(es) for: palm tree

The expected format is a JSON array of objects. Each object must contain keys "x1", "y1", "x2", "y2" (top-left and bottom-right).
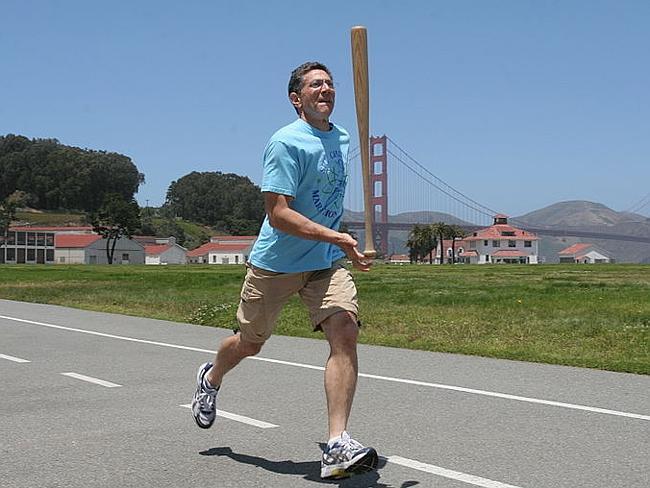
[
  {"x1": 447, "y1": 225, "x2": 467, "y2": 264},
  {"x1": 407, "y1": 224, "x2": 425, "y2": 263},
  {"x1": 430, "y1": 222, "x2": 449, "y2": 264},
  {"x1": 421, "y1": 225, "x2": 437, "y2": 264}
]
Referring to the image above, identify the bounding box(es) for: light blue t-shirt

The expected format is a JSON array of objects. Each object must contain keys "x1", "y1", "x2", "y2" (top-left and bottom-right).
[{"x1": 249, "y1": 118, "x2": 350, "y2": 273}]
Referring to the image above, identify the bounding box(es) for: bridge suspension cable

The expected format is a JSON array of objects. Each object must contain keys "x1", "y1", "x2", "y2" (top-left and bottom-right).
[
  {"x1": 624, "y1": 192, "x2": 650, "y2": 215},
  {"x1": 385, "y1": 148, "x2": 495, "y2": 220},
  {"x1": 386, "y1": 137, "x2": 502, "y2": 219}
]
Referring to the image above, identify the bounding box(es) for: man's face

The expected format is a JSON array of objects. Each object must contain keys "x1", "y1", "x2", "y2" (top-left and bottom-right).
[{"x1": 291, "y1": 69, "x2": 336, "y2": 124}]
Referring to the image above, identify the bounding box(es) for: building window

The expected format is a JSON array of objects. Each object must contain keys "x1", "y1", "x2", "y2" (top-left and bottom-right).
[
  {"x1": 27, "y1": 249, "x2": 36, "y2": 261},
  {"x1": 235, "y1": 255, "x2": 239, "y2": 264},
  {"x1": 492, "y1": 240, "x2": 500, "y2": 247},
  {"x1": 27, "y1": 233, "x2": 35, "y2": 246},
  {"x1": 10, "y1": 232, "x2": 18, "y2": 245},
  {"x1": 122, "y1": 253, "x2": 130, "y2": 262},
  {"x1": 37, "y1": 233, "x2": 45, "y2": 246},
  {"x1": 222, "y1": 257, "x2": 229, "y2": 264},
  {"x1": 212, "y1": 255, "x2": 217, "y2": 263},
  {"x1": 46, "y1": 234, "x2": 55, "y2": 246},
  {"x1": 46, "y1": 249, "x2": 54, "y2": 262},
  {"x1": 524, "y1": 240, "x2": 532, "y2": 248},
  {"x1": 7, "y1": 248, "x2": 16, "y2": 261},
  {"x1": 59, "y1": 256, "x2": 66, "y2": 263},
  {"x1": 508, "y1": 240, "x2": 516, "y2": 248},
  {"x1": 483, "y1": 240, "x2": 488, "y2": 246}
]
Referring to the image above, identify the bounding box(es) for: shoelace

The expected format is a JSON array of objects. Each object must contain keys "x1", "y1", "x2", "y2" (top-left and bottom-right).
[
  {"x1": 197, "y1": 387, "x2": 216, "y2": 413},
  {"x1": 328, "y1": 433, "x2": 364, "y2": 461}
]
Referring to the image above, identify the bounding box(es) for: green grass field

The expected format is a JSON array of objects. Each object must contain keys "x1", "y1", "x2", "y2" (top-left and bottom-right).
[{"x1": 0, "y1": 264, "x2": 648, "y2": 374}]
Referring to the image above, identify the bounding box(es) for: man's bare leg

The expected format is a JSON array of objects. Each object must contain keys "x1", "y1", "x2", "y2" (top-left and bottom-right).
[
  {"x1": 206, "y1": 333, "x2": 263, "y2": 388},
  {"x1": 320, "y1": 311, "x2": 359, "y2": 440}
]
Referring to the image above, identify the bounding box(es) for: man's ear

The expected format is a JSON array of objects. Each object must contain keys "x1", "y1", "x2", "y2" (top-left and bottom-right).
[{"x1": 289, "y1": 92, "x2": 301, "y2": 110}]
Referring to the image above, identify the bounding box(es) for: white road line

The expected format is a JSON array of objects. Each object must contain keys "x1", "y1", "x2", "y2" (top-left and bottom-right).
[
  {"x1": 61, "y1": 372, "x2": 122, "y2": 388},
  {"x1": 0, "y1": 353, "x2": 31, "y2": 363},
  {"x1": 2, "y1": 314, "x2": 649, "y2": 421},
  {"x1": 180, "y1": 404, "x2": 278, "y2": 428},
  {"x1": 387, "y1": 455, "x2": 523, "y2": 488}
]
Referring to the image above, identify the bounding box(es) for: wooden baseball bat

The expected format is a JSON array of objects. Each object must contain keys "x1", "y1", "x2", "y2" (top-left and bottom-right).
[{"x1": 351, "y1": 25, "x2": 376, "y2": 258}]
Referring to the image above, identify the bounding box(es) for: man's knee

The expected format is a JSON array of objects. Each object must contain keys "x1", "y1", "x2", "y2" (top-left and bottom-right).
[
  {"x1": 239, "y1": 336, "x2": 264, "y2": 357},
  {"x1": 323, "y1": 311, "x2": 359, "y2": 346}
]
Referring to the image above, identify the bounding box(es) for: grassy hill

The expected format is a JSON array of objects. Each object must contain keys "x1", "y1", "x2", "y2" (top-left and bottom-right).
[{"x1": 12, "y1": 209, "x2": 217, "y2": 250}]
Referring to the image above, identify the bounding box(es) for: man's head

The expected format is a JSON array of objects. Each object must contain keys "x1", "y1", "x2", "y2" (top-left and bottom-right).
[{"x1": 288, "y1": 61, "x2": 336, "y2": 130}]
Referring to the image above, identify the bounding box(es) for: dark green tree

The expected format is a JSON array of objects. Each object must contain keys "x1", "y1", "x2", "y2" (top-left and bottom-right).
[
  {"x1": 0, "y1": 197, "x2": 18, "y2": 245},
  {"x1": 406, "y1": 224, "x2": 437, "y2": 264},
  {"x1": 90, "y1": 193, "x2": 141, "y2": 264},
  {"x1": 0, "y1": 134, "x2": 144, "y2": 211},
  {"x1": 165, "y1": 171, "x2": 264, "y2": 235}
]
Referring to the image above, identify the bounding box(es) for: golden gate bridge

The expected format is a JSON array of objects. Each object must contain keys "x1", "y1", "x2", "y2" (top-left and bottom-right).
[{"x1": 342, "y1": 135, "x2": 650, "y2": 255}]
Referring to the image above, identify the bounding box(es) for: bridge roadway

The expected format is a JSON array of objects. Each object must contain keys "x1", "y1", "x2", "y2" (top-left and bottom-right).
[{"x1": 344, "y1": 221, "x2": 650, "y2": 244}]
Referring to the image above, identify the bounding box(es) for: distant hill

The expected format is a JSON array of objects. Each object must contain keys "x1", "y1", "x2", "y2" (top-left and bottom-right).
[
  {"x1": 513, "y1": 201, "x2": 650, "y2": 263},
  {"x1": 514, "y1": 200, "x2": 646, "y2": 228},
  {"x1": 343, "y1": 201, "x2": 650, "y2": 263},
  {"x1": 343, "y1": 209, "x2": 471, "y2": 226},
  {"x1": 343, "y1": 209, "x2": 472, "y2": 256}
]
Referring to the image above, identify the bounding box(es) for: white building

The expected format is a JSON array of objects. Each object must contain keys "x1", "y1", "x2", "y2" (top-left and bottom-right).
[
  {"x1": 435, "y1": 238, "x2": 473, "y2": 264},
  {"x1": 187, "y1": 235, "x2": 256, "y2": 265},
  {"x1": 1, "y1": 227, "x2": 57, "y2": 264},
  {"x1": 558, "y1": 243, "x2": 612, "y2": 264},
  {"x1": 55, "y1": 234, "x2": 145, "y2": 264},
  {"x1": 456, "y1": 215, "x2": 539, "y2": 264},
  {"x1": 144, "y1": 237, "x2": 187, "y2": 265}
]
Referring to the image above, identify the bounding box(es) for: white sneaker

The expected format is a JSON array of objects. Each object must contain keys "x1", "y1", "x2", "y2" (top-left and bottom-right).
[
  {"x1": 191, "y1": 362, "x2": 219, "y2": 429},
  {"x1": 320, "y1": 431, "x2": 378, "y2": 479}
]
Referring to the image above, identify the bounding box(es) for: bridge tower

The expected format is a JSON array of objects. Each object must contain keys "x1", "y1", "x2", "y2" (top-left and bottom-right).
[{"x1": 369, "y1": 135, "x2": 388, "y2": 255}]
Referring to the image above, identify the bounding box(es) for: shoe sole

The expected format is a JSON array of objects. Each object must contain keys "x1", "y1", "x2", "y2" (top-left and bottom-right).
[{"x1": 321, "y1": 447, "x2": 379, "y2": 479}]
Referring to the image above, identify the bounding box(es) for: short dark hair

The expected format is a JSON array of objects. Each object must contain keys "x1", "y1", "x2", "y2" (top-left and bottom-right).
[{"x1": 288, "y1": 61, "x2": 333, "y2": 95}]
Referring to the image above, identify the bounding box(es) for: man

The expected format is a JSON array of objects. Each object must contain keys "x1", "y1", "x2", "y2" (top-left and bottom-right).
[{"x1": 191, "y1": 61, "x2": 378, "y2": 480}]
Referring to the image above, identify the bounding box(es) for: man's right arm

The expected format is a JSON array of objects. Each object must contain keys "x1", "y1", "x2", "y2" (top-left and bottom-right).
[{"x1": 264, "y1": 192, "x2": 371, "y2": 272}]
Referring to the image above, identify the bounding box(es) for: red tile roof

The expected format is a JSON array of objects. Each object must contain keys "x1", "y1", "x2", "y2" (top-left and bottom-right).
[
  {"x1": 466, "y1": 224, "x2": 538, "y2": 241},
  {"x1": 187, "y1": 242, "x2": 252, "y2": 257},
  {"x1": 10, "y1": 226, "x2": 93, "y2": 232},
  {"x1": 55, "y1": 234, "x2": 101, "y2": 248},
  {"x1": 459, "y1": 250, "x2": 478, "y2": 256},
  {"x1": 492, "y1": 250, "x2": 528, "y2": 257},
  {"x1": 210, "y1": 235, "x2": 257, "y2": 241},
  {"x1": 144, "y1": 244, "x2": 171, "y2": 256},
  {"x1": 389, "y1": 254, "x2": 410, "y2": 260},
  {"x1": 439, "y1": 238, "x2": 472, "y2": 249},
  {"x1": 558, "y1": 243, "x2": 592, "y2": 255}
]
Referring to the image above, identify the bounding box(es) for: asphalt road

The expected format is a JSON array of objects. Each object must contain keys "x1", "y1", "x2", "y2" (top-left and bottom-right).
[{"x1": 1, "y1": 299, "x2": 648, "y2": 488}]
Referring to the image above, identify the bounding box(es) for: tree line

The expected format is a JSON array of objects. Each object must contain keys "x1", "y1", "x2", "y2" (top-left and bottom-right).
[
  {"x1": 406, "y1": 222, "x2": 467, "y2": 264},
  {"x1": 0, "y1": 134, "x2": 144, "y2": 211},
  {"x1": 1, "y1": 134, "x2": 267, "y2": 253}
]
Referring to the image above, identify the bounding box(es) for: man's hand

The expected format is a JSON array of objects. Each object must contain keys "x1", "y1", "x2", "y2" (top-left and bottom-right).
[{"x1": 337, "y1": 233, "x2": 372, "y2": 272}]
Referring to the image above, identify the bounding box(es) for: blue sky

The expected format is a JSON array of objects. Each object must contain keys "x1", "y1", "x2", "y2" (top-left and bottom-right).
[{"x1": 2, "y1": 1, "x2": 648, "y2": 218}]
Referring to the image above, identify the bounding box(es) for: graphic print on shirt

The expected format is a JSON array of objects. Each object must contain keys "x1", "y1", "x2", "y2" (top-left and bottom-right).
[{"x1": 312, "y1": 149, "x2": 347, "y2": 219}]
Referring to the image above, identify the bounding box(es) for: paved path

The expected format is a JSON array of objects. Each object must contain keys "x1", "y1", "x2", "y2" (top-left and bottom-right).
[{"x1": 1, "y1": 299, "x2": 648, "y2": 488}]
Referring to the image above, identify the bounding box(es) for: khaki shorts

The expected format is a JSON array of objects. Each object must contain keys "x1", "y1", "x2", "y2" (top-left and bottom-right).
[{"x1": 236, "y1": 261, "x2": 359, "y2": 343}]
